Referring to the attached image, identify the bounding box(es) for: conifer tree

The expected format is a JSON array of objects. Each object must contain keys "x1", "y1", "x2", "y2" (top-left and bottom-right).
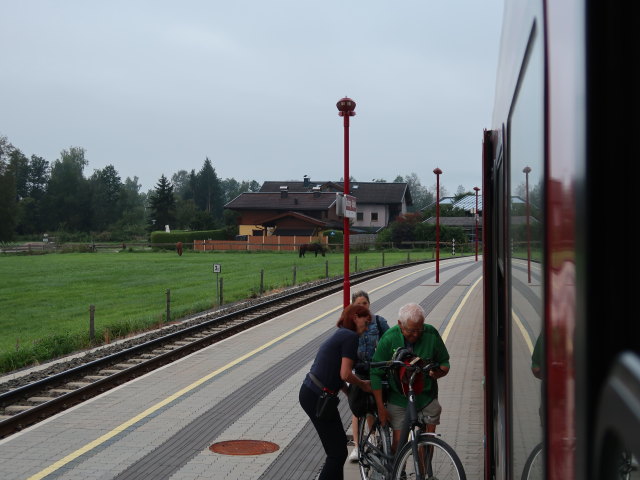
[{"x1": 148, "y1": 174, "x2": 176, "y2": 231}]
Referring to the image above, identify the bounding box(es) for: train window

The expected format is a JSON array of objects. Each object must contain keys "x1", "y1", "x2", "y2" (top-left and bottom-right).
[{"x1": 507, "y1": 25, "x2": 545, "y2": 479}]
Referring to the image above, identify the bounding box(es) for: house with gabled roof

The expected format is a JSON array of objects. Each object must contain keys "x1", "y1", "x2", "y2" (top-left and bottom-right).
[
  {"x1": 224, "y1": 190, "x2": 340, "y2": 237},
  {"x1": 259, "y1": 176, "x2": 412, "y2": 232},
  {"x1": 224, "y1": 176, "x2": 412, "y2": 237}
]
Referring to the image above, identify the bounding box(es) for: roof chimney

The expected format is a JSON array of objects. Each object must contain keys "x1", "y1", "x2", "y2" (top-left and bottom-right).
[
  {"x1": 280, "y1": 186, "x2": 288, "y2": 198},
  {"x1": 303, "y1": 175, "x2": 310, "y2": 187}
]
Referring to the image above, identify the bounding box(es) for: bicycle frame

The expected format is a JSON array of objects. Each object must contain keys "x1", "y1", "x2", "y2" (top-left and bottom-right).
[{"x1": 397, "y1": 367, "x2": 436, "y2": 480}]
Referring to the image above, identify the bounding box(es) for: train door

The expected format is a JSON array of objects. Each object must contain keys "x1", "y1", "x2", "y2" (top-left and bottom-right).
[
  {"x1": 505, "y1": 24, "x2": 545, "y2": 479},
  {"x1": 484, "y1": 19, "x2": 546, "y2": 479}
]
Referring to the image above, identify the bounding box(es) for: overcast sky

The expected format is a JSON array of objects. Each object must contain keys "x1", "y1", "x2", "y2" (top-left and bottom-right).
[{"x1": 1, "y1": 1, "x2": 504, "y2": 196}]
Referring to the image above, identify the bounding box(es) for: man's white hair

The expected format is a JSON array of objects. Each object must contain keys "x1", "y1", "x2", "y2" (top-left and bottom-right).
[{"x1": 398, "y1": 303, "x2": 426, "y2": 325}]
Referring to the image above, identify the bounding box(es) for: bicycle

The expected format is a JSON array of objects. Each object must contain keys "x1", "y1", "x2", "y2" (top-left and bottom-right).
[{"x1": 356, "y1": 353, "x2": 467, "y2": 480}]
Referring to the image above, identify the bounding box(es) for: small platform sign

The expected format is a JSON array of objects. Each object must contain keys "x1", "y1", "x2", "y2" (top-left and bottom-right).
[
  {"x1": 344, "y1": 194, "x2": 357, "y2": 219},
  {"x1": 336, "y1": 193, "x2": 357, "y2": 218},
  {"x1": 213, "y1": 264, "x2": 221, "y2": 273}
]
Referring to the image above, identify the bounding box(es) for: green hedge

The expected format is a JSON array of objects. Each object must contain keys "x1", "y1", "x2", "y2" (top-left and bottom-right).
[
  {"x1": 150, "y1": 230, "x2": 228, "y2": 248},
  {"x1": 323, "y1": 229, "x2": 343, "y2": 244}
]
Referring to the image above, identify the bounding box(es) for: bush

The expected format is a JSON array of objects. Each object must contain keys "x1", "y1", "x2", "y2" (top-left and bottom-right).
[
  {"x1": 377, "y1": 215, "x2": 469, "y2": 249},
  {"x1": 59, "y1": 243, "x2": 95, "y2": 253},
  {"x1": 323, "y1": 230, "x2": 343, "y2": 245}
]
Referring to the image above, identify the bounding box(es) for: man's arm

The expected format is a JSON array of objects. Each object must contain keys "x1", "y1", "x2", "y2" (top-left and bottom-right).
[{"x1": 429, "y1": 365, "x2": 449, "y2": 380}]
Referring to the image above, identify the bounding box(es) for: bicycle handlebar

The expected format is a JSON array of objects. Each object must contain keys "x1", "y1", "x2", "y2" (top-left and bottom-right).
[{"x1": 367, "y1": 358, "x2": 440, "y2": 373}]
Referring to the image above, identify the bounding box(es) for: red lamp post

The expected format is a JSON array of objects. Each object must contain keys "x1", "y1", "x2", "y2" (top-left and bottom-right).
[
  {"x1": 433, "y1": 168, "x2": 442, "y2": 283},
  {"x1": 337, "y1": 97, "x2": 356, "y2": 308},
  {"x1": 474, "y1": 186, "x2": 480, "y2": 262},
  {"x1": 523, "y1": 166, "x2": 532, "y2": 283}
]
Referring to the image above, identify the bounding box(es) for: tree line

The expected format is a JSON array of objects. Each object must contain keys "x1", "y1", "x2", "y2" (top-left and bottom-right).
[
  {"x1": 0, "y1": 133, "x2": 477, "y2": 243},
  {"x1": 0, "y1": 135, "x2": 260, "y2": 242}
]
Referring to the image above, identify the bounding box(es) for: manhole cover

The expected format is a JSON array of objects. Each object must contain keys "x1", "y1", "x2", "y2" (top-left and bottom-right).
[{"x1": 209, "y1": 440, "x2": 280, "y2": 456}]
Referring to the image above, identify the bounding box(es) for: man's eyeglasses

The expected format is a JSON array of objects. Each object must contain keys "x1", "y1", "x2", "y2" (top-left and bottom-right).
[{"x1": 401, "y1": 325, "x2": 423, "y2": 334}]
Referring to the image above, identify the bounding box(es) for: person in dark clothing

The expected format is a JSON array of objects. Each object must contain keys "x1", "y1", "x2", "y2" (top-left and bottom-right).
[{"x1": 299, "y1": 303, "x2": 373, "y2": 480}]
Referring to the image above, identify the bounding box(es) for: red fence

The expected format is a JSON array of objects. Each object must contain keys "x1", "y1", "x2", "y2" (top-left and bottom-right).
[{"x1": 193, "y1": 235, "x2": 328, "y2": 252}]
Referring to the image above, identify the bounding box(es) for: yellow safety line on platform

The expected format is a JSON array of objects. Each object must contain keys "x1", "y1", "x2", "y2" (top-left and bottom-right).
[
  {"x1": 512, "y1": 310, "x2": 534, "y2": 354},
  {"x1": 27, "y1": 263, "x2": 449, "y2": 479},
  {"x1": 442, "y1": 275, "x2": 482, "y2": 343}
]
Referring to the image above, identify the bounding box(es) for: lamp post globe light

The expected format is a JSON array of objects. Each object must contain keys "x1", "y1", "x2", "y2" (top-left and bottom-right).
[
  {"x1": 337, "y1": 97, "x2": 356, "y2": 308},
  {"x1": 474, "y1": 186, "x2": 480, "y2": 262},
  {"x1": 433, "y1": 168, "x2": 442, "y2": 283},
  {"x1": 523, "y1": 166, "x2": 532, "y2": 283}
]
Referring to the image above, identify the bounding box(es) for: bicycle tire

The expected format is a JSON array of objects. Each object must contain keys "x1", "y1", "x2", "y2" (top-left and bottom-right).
[
  {"x1": 392, "y1": 434, "x2": 466, "y2": 480},
  {"x1": 358, "y1": 414, "x2": 392, "y2": 480},
  {"x1": 520, "y1": 443, "x2": 542, "y2": 480}
]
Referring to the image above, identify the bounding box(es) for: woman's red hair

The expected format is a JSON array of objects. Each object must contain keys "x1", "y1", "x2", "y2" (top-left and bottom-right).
[{"x1": 337, "y1": 304, "x2": 371, "y2": 331}]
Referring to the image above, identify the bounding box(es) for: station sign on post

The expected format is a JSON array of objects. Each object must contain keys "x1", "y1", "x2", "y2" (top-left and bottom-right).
[
  {"x1": 336, "y1": 193, "x2": 357, "y2": 218},
  {"x1": 213, "y1": 264, "x2": 221, "y2": 305},
  {"x1": 344, "y1": 194, "x2": 357, "y2": 219}
]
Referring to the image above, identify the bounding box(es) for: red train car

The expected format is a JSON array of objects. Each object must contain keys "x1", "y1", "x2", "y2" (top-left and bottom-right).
[{"x1": 482, "y1": 1, "x2": 639, "y2": 479}]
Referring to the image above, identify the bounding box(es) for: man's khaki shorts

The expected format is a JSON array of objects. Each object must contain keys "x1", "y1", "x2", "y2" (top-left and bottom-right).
[{"x1": 387, "y1": 398, "x2": 442, "y2": 431}]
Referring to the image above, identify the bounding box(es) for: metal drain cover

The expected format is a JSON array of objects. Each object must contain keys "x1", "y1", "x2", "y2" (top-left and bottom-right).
[{"x1": 209, "y1": 440, "x2": 280, "y2": 456}]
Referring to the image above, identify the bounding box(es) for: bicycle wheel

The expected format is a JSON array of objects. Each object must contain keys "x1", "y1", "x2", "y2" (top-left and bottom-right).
[
  {"x1": 520, "y1": 443, "x2": 542, "y2": 480},
  {"x1": 358, "y1": 414, "x2": 392, "y2": 480},
  {"x1": 392, "y1": 434, "x2": 466, "y2": 480}
]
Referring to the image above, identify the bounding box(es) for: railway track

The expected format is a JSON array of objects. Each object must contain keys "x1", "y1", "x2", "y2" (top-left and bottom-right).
[{"x1": 0, "y1": 261, "x2": 428, "y2": 438}]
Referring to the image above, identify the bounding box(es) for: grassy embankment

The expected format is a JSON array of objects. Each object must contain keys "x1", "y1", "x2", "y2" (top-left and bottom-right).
[{"x1": 0, "y1": 249, "x2": 453, "y2": 373}]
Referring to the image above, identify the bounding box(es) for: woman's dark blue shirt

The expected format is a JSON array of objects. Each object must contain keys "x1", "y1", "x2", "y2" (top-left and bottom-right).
[{"x1": 304, "y1": 328, "x2": 358, "y2": 394}]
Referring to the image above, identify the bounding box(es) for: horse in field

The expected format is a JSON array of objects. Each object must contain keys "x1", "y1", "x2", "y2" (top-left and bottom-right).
[{"x1": 299, "y1": 243, "x2": 326, "y2": 258}]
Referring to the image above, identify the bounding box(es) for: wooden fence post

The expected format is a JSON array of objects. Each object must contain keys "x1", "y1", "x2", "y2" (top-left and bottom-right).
[{"x1": 260, "y1": 269, "x2": 264, "y2": 294}]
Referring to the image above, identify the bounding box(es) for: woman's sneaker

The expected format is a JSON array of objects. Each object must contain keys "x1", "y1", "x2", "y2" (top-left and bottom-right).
[{"x1": 348, "y1": 447, "x2": 359, "y2": 463}]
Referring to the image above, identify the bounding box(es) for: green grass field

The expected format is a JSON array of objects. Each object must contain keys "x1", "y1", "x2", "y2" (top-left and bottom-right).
[{"x1": 0, "y1": 248, "x2": 459, "y2": 372}]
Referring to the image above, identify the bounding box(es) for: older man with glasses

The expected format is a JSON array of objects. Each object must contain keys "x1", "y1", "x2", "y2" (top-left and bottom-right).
[{"x1": 370, "y1": 303, "x2": 450, "y2": 452}]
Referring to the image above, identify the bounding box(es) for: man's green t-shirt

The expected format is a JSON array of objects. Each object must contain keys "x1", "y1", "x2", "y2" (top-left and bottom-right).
[{"x1": 370, "y1": 324, "x2": 450, "y2": 410}]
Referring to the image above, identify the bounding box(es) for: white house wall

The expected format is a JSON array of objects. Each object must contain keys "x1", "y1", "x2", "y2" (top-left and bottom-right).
[{"x1": 352, "y1": 204, "x2": 388, "y2": 228}]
